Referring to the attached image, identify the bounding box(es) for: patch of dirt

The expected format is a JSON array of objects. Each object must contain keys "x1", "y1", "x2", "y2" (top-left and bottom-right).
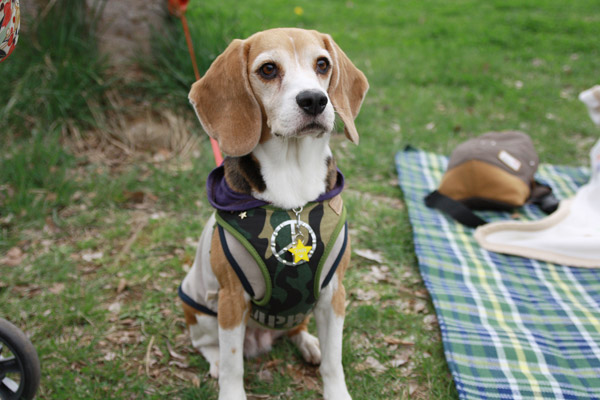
[{"x1": 65, "y1": 90, "x2": 202, "y2": 168}]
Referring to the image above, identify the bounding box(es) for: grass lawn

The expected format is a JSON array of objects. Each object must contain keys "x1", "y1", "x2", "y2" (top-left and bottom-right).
[{"x1": 1, "y1": 0, "x2": 599, "y2": 399}]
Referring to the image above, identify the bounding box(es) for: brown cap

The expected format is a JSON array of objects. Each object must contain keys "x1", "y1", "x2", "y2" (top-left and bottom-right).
[{"x1": 439, "y1": 131, "x2": 539, "y2": 208}]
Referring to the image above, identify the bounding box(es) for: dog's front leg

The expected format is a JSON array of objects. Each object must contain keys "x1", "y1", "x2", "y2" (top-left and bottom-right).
[
  {"x1": 216, "y1": 288, "x2": 251, "y2": 400},
  {"x1": 314, "y1": 276, "x2": 351, "y2": 400}
]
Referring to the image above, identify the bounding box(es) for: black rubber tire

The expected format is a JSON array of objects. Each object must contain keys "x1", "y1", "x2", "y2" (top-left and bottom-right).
[{"x1": 0, "y1": 318, "x2": 40, "y2": 400}]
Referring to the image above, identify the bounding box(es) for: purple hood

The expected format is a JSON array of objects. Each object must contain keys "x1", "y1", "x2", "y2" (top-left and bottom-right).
[{"x1": 206, "y1": 165, "x2": 345, "y2": 212}]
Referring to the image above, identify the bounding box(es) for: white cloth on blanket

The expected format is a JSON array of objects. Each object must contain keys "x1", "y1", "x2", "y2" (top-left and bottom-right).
[
  {"x1": 474, "y1": 178, "x2": 600, "y2": 268},
  {"x1": 475, "y1": 98, "x2": 600, "y2": 268}
]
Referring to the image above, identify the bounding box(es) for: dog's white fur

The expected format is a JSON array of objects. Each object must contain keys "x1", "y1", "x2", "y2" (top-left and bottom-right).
[
  {"x1": 183, "y1": 28, "x2": 368, "y2": 400},
  {"x1": 253, "y1": 136, "x2": 333, "y2": 209}
]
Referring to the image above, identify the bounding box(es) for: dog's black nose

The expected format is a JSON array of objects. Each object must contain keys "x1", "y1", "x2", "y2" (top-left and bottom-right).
[{"x1": 296, "y1": 90, "x2": 328, "y2": 116}]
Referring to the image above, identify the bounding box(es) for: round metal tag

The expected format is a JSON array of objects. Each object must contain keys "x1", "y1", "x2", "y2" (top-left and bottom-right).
[{"x1": 270, "y1": 220, "x2": 316, "y2": 266}]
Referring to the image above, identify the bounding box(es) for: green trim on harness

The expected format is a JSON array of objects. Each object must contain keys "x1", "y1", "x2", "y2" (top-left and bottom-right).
[
  {"x1": 214, "y1": 209, "x2": 273, "y2": 307},
  {"x1": 314, "y1": 205, "x2": 346, "y2": 299}
]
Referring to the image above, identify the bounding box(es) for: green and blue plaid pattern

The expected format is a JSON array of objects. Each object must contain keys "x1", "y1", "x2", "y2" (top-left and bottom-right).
[{"x1": 396, "y1": 148, "x2": 600, "y2": 400}]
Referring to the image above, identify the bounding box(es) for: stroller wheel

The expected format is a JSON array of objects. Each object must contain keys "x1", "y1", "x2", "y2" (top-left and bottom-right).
[{"x1": 0, "y1": 318, "x2": 40, "y2": 400}]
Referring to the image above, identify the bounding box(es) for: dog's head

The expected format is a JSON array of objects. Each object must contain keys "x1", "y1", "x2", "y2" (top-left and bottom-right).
[{"x1": 189, "y1": 28, "x2": 369, "y2": 157}]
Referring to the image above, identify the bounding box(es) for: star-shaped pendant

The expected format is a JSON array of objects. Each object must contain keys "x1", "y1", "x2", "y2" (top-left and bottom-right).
[
  {"x1": 288, "y1": 239, "x2": 312, "y2": 264},
  {"x1": 238, "y1": 211, "x2": 247, "y2": 219}
]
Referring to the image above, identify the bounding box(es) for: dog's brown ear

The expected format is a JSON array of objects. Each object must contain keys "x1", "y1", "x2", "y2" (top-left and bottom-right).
[
  {"x1": 189, "y1": 39, "x2": 261, "y2": 157},
  {"x1": 322, "y1": 34, "x2": 369, "y2": 144}
]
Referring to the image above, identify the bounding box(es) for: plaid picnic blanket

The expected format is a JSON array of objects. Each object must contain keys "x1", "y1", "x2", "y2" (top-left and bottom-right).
[{"x1": 395, "y1": 147, "x2": 600, "y2": 400}]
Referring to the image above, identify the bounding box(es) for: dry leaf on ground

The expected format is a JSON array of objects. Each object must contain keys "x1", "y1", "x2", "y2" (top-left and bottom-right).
[
  {"x1": 383, "y1": 335, "x2": 415, "y2": 346},
  {"x1": 168, "y1": 360, "x2": 189, "y2": 369},
  {"x1": 166, "y1": 340, "x2": 186, "y2": 361},
  {"x1": 286, "y1": 364, "x2": 320, "y2": 391},
  {"x1": 49, "y1": 283, "x2": 66, "y2": 294},
  {"x1": 257, "y1": 368, "x2": 273, "y2": 383},
  {"x1": 423, "y1": 314, "x2": 438, "y2": 330},
  {"x1": 389, "y1": 346, "x2": 414, "y2": 369},
  {"x1": 354, "y1": 249, "x2": 384, "y2": 264},
  {"x1": 413, "y1": 299, "x2": 428, "y2": 314},
  {"x1": 356, "y1": 356, "x2": 387, "y2": 374},
  {"x1": 364, "y1": 265, "x2": 392, "y2": 284},
  {"x1": 123, "y1": 190, "x2": 158, "y2": 204},
  {"x1": 390, "y1": 355, "x2": 410, "y2": 368},
  {"x1": 108, "y1": 302, "x2": 122, "y2": 314},
  {"x1": 82, "y1": 251, "x2": 103, "y2": 262},
  {"x1": 172, "y1": 370, "x2": 201, "y2": 387},
  {"x1": 1, "y1": 247, "x2": 24, "y2": 266},
  {"x1": 117, "y1": 278, "x2": 128, "y2": 294},
  {"x1": 353, "y1": 288, "x2": 380, "y2": 302}
]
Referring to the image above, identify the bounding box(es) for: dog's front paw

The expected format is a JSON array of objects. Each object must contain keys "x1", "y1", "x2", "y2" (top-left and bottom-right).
[
  {"x1": 290, "y1": 330, "x2": 321, "y2": 365},
  {"x1": 322, "y1": 372, "x2": 351, "y2": 400},
  {"x1": 218, "y1": 389, "x2": 247, "y2": 400},
  {"x1": 323, "y1": 386, "x2": 351, "y2": 400},
  {"x1": 198, "y1": 346, "x2": 220, "y2": 378}
]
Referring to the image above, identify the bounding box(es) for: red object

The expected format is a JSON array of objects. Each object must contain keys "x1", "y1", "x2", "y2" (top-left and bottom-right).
[
  {"x1": 1, "y1": 0, "x2": 20, "y2": 63},
  {"x1": 167, "y1": 0, "x2": 189, "y2": 15},
  {"x1": 168, "y1": 0, "x2": 223, "y2": 166}
]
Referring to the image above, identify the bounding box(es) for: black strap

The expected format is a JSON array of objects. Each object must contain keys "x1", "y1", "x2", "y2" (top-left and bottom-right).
[
  {"x1": 218, "y1": 225, "x2": 256, "y2": 298},
  {"x1": 321, "y1": 222, "x2": 348, "y2": 290},
  {"x1": 425, "y1": 184, "x2": 559, "y2": 228},
  {"x1": 178, "y1": 285, "x2": 218, "y2": 316},
  {"x1": 424, "y1": 191, "x2": 487, "y2": 228},
  {"x1": 530, "y1": 181, "x2": 560, "y2": 214}
]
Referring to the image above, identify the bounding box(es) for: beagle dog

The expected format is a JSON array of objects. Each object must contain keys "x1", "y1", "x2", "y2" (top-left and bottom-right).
[{"x1": 179, "y1": 28, "x2": 368, "y2": 400}]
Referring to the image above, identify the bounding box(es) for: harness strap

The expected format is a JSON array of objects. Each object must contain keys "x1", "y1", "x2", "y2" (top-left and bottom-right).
[
  {"x1": 178, "y1": 285, "x2": 217, "y2": 316},
  {"x1": 321, "y1": 221, "x2": 348, "y2": 290},
  {"x1": 218, "y1": 224, "x2": 256, "y2": 298}
]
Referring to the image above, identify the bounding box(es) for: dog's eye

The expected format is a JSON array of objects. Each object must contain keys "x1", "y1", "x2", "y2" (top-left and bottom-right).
[
  {"x1": 316, "y1": 58, "x2": 330, "y2": 74},
  {"x1": 258, "y1": 63, "x2": 278, "y2": 79}
]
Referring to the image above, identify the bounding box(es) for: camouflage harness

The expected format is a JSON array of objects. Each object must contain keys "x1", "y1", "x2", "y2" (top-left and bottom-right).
[{"x1": 216, "y1": 200, "x2": 347, "y2": 330}]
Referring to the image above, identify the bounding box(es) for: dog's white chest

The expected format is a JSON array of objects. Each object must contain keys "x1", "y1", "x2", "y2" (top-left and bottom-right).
[{"x1": 252, "y1": 136, "x2": 332, "y2": 210}]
